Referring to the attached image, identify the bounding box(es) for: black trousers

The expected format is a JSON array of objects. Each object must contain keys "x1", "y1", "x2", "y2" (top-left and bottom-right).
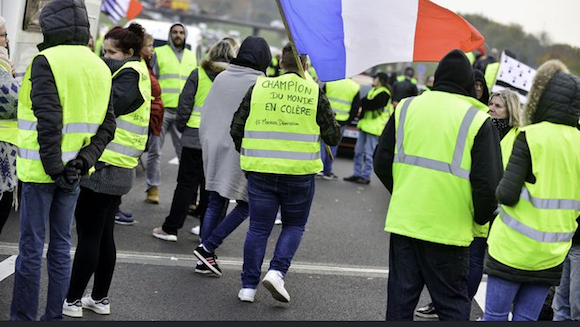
[
  {"x1": 386, "y1": 233, "x2": 470, "y2": 321},
  {"x1": 162, "y1": 147, "x2": 207, "y2": 235},
  {"x1": 0, "y1": 191, "x2": 13, "y2": 234},
  {"x1": 67, "y1": 187, "x2": 121, "y2": 301}
]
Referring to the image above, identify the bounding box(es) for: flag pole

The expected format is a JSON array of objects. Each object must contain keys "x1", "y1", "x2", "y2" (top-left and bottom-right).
[{"x1": 276, "y1": 0, "x2": 334, "y2": 161}]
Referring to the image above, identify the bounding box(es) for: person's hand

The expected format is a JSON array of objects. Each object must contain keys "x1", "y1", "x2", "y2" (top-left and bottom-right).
[
  {"x1": 53, "y1": 169, "x2": 80, "y2": 192},
  {"x1": 66, "y1": 158, "x2": 88, "y2": 175}
]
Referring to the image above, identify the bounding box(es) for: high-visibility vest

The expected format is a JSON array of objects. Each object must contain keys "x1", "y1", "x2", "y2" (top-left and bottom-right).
[
  {"x1": 488, "y1": 122, "x2": 580, "y2": 270},
  {"x1": 241, "y1": 73, "x2": 322, "y2": 175},
  {"x1": 385, "y1": 92, "x2": 490, "y2": 246},
  {"x1": 485, "y1": 62, "x2": 500, "y2": 91},
  {"x1": 186, "y1": 67, "x2": 212, "y2": 129},
  {"x1": 0, "y1": 119, "x2": 18, "y2": 146},
  {"x1": 325, "y1": 79, "x2": 360, "y2": 122},
  {"x1": 17, "y1": 45, "x2": 111, "y2": 183},
  {"x1": 397, "y1": 75, "x2": 418, "y2": 85},
  {"x1": 465, "y1": 52, "x2": 476, "y2": 65},
  {"x1": 473, "y1": 127, "x2": 519, "y2": 238},
  {"x1": 266, "y1": 56, "x2": 279, "y2": 77},
  {"x1": 357, "y1": 87, "x2": 392, "y2": 136},
  {"x1": 100, "y1": 60, "x2": 151, "y2": 169},
  {"x1": 155, "y1": 45, "x2": 197, "y2": 108}
]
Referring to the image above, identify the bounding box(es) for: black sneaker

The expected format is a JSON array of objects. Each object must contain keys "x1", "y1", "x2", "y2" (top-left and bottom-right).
[
  {"x1": 195, "y1": 261, "x2": 221, "y2": 277},
  {"x1": 355, "y1": 177, "x2": 370, "y2": 185},
  {"x1": 193, "y1": 245, "x2": 222, "y2": 276},
  {"x1": 415, "y1": 302, "x2": 438, "y2": 319},
  {"x1": 343, "y1": 175, "x2": 359, "y2": 182}
]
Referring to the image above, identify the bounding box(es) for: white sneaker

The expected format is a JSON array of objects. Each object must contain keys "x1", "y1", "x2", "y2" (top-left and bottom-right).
[
  {"x1": 238, "y1": 288, "x2": 257, "y2": 303},
  {"x1": 81, "y1": 296, "x2": 110, "y2": 315},
  {"x1": 190, "y1": 225, "x2": 200, "y2": 235},
  {"x1": 62, "y1": 299, "x2": 83, "y2": 318},
  {"x1": 152, "y1": 227, "x2": 177, "y2": 242},
  {"x1": 262, "y1": 270, "x2": 290, "y2": 302}
]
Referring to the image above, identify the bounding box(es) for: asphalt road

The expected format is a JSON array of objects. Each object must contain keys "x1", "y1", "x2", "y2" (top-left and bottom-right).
[{"x1": 0, "y1": 141, "x2": 485, "y2": 321}]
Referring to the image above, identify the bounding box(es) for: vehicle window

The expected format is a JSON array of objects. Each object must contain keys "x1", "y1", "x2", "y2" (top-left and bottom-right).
[{"x1": 24, "y1": 0, "x2": 55, "y2": 32}]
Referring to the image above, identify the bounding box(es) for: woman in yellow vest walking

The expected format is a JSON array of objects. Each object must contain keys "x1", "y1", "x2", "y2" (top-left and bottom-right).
[
  {"x1": 484, "y1": 60, "x2": 580, "y2": 321},
  {"x1": 63, "y1": 23, "x2": 150, "y2": 318}
]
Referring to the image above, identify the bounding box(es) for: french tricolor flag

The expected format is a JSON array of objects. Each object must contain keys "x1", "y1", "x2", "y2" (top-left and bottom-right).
[{"x1": 279, "y1": 0, "x2": 485, "y2": 82}]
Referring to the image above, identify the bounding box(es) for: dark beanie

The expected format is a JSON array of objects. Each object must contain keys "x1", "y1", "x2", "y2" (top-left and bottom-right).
[{"x1": 432, "y1": 49, "x2": 476, "y2": 98}]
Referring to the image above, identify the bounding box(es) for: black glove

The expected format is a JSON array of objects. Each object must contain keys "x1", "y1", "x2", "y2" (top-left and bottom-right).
[
  {"x1": 66, "y1": 157, "x2": 88, "y2": 176},
  {"x1": 52, "y1": 164, "x2": 81, "y2": 192}
]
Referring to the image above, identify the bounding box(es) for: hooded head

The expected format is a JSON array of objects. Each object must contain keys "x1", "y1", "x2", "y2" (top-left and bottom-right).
[
  {"x1": 230, "y1": 36, "x2": 271, "y2": 74},
  {"x1": 433, "y1": 49, "x2": 476, "y2": 98},
  {"x1": 473, "y1": 68, "x2": 489, "y2": 104},
  {"x1": 167, "y1": 22, "x2": 187, "y2": 50},
  {"x1": 521, "y1": 59, "x2": 580, "y2": 128},
  {"x1": 38, "y1": 0, "x2": 90, "y2": 51}
]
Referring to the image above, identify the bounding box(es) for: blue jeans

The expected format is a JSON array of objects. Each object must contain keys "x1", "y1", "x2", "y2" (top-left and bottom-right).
[
  {"x1": 11, "y1": 182, "x2": 80, "y2": 321},
  {"x1": 146, "y1": 109, "x2": 182, "y2": 188},
  {"x1": 352, "y1": 130, "x2": 378, "y2": 180},
  {"x1": 386, "y1": 233, "x2": 470, "y2": 321},
  {"x1": 201, "y1": 191, "x2": 248, "y2": 252},
  {"x1": 468, "y1": 237, "x2": 487, "y2": 300},
  {"x1": 241, "y1": 173, "x2": 315, "y2": 289},
  {"x1": 552, "y1": 244, "x2": 580, "y2": 321},
  {"x1": 321, "y1": 125, "x2": 346, "y2": 176},
  {"x1": 484, "y1": 275, "x2": 551, "y2": 321}
]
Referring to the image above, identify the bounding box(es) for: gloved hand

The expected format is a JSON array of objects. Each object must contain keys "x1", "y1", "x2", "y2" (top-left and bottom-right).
[
  {"x1": 52, "y1": 164, "x2": 81, "y2": 192},
  {"x1": 66, "y1": 157, "x2": 88, "y2": 176}
]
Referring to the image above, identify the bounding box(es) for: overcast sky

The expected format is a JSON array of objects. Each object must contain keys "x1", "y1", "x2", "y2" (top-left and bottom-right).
[{"x1": 431, "y1": 0, "x2": 580, "y2": 48}]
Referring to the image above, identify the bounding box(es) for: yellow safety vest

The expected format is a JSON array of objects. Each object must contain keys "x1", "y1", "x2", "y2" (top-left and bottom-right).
[
  {"x1": 397, "y1": 75, "x2": 418, "y2": 85},
  {"x1": 100, "y1": 60, "x2": 151, "y2": 169},
  {"x1": 357, "y1": 87, "x2": 392, "y2": 136},
  {"x1": 241, "y1": 73, "x2": 321, "y2": 175},
  {"x1": 485, "y1": 62, "x2": 500, "y2": 91},
  {"x1": 186, "y1": 67, "x2": 212, "y2": 129},
  {"x1": 488, "y1": 122, "x2": 580, "y2": 270},
  {"x1": 17, "y1": 45, "x2": 111, "y2": 183},
  {"x1": 0, "y1": 119, "x2": 18, "y2": 146},
  {"x1": 155, "y1": 45, "x2": 197, "y2": 108},
  {"x1": 325, "y1": 79, "x2": 360, "y2": 122},
  {"x1": 385, "y1": 92, "x2": 490, "y2": 246},
  {"x1": 266, "y1": 56, "x2": 279, "y2": 77}
]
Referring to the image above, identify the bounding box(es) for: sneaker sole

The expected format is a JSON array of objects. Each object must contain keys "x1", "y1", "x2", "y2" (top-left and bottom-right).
[
  {"x1": 414, "y1": 312, "x2": 439, "y2": 319},
  {"x1": 152, "y1": 232, "x2": 177, "y2": 242},
  {"x1": 62, "y1": 309, "x2": 83, "y2": 318},
  {"x1": 193, "y1": 250, "x2": 222, "y2": 276},
  {"x1": 114, "y1": 220, "x2": 134, "y2": 226},
  {"x1": 262, "y1": 279, "x2": 290, "y2": 303},
  {"x1": 82, "y1": 305, "x2": 110, "y2": 315},
  {"x1": 195, "y1": 268, "x2": 221, "y2": 277}
]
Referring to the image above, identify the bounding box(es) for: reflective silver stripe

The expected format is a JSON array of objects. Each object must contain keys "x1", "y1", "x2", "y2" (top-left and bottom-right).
[
  {"x1": 394, "y1": 97, "x2": 476, "y2": 180},
  {"x1": 244, "y1": 131, "x2": 320, "y2": 143},
  {"x1": 159, "y1": 74, "x2": 180, "y2": 79},
  {"x1": 193, "y1": 105, "x2": 202, "y2": 113},
  {"x1": 62, "y1": 122, "x2": 100, "y2": 134},
  {"x1": 520, "y1": 187, "x2": 580, "y2": 210},
  {"x1": 116, "y1": 119, "x2": 148, "y2": 135},
  {"x1": 331, "y1": 107, "x2": 350, "y2": 115},
  {"x1": 19, "y1": 119, "x2": 100, "y2": 134},
  {"x1": 181, "y1": 76, "x2": 189, "y2": 81},
  {"x1": 18, "y1": 119, "x2": 37, "y2": 131},
  {"x1": 328, "y1": 97, "x2": 351, "y2": 105},
  {"x1": 500, "y1": 208, "x2": 575, "y2": 243},
  {"x1": 18, "y1": 148, "x2": 79, "y2": 162},
  {"x1": 241, "y1": 148, "x2": 320, "y2": 160},
  {"x1": 161, "y1": 88, "x2": 181, "y2": 94},
  {"x1": 105, "y1": 142, "x2": 143, "y2": 158}
]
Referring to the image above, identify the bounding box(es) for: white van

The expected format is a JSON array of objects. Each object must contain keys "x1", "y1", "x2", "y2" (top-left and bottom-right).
[
  {"x1": 0, "y1": 0, "x2": 103, "y2": 81},
  {"x1": 126, "y1": 18, "x2": 203, "y2": 62}
]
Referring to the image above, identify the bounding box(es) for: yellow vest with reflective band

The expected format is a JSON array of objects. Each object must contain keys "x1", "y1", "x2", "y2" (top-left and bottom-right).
[
  {"x1": 241, "y1": 74, "x2": 321, "y2": 175},
  {"x1": 473, "y1": 127, "x2": 519, "y2": 238},
  {"x1": 100, "y1": 60, "x2": 151, "y2": 169},
  {"x1": 385, "y1": 92, "x2": 490, "y2": 246},
  {"x1": 155, "y1": 45, "x2": 197, "y2": 108},
  {"x1": 488, "y1": 122, "x2": 580, "y2": 270},
  {"x1": 186, "y1": 67, "x2": 211, "y2": 129},
  {"x1": 485, "y1": 62, "x2": 500, "y2": 91},
  {"x1": 357, "y1": 87, "x2": 392, "y2": 136},
  {"x1": 325, "y1": 79, "x2": 360, "y2": 122},
  {"x1": 0, "y1": 119, "x2": 18, "y2": 146},
  {"x1": 17, "y1": 46, "x2": 111, "y2": 183}
]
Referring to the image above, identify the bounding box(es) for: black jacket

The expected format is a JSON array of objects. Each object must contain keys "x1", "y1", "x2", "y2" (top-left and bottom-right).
[
  {"x1": 31, "y1": 0, "x2": 115, "y2": 178},
  {"x1": 373, "y1": 49, "x2": 502, "y2": 226}
]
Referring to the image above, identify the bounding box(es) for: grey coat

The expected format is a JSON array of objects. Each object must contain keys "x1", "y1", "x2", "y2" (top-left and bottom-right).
[{"x1": 199, "y1": 64, "x2": 264, "y2": 202}]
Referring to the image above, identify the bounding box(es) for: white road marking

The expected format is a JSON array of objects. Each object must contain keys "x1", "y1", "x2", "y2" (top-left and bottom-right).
[{"x1": 0, "y1": 255, "x2": 16, "y2": 282}]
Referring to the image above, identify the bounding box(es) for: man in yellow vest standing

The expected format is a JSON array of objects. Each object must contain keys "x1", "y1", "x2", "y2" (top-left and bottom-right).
[
  {"x1": 373, "y1": 49, "x2": 503, "y2": 320},
  {"x1": 230, "y1": 43, "x2": 341, "y2": 303},
  {"x1": 145, "y1": 22, "x2": 197, "y2": 204},
  {"x1": 10, "y1": 0, "x2": 116, "y2": 320}
]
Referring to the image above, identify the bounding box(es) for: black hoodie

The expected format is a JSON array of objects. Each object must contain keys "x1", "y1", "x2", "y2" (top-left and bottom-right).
[
  {"x1": 29, "y1": 0, "x2": 115, "y2": 178},
  {"x1": 373, "y1": 49, "x2": 502, "y2": 226},
  {"x1": 230, "y1": 36, "x2": 271, "y2": 74}
]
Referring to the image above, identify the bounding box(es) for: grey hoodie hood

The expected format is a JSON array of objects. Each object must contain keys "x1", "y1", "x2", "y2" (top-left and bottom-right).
[
  {"x1": 38, "y1": 0, "x2": 90, "y2": 51},
  {"x1": 167, "y1": 22, "x2": 188, "y2": 51}
]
